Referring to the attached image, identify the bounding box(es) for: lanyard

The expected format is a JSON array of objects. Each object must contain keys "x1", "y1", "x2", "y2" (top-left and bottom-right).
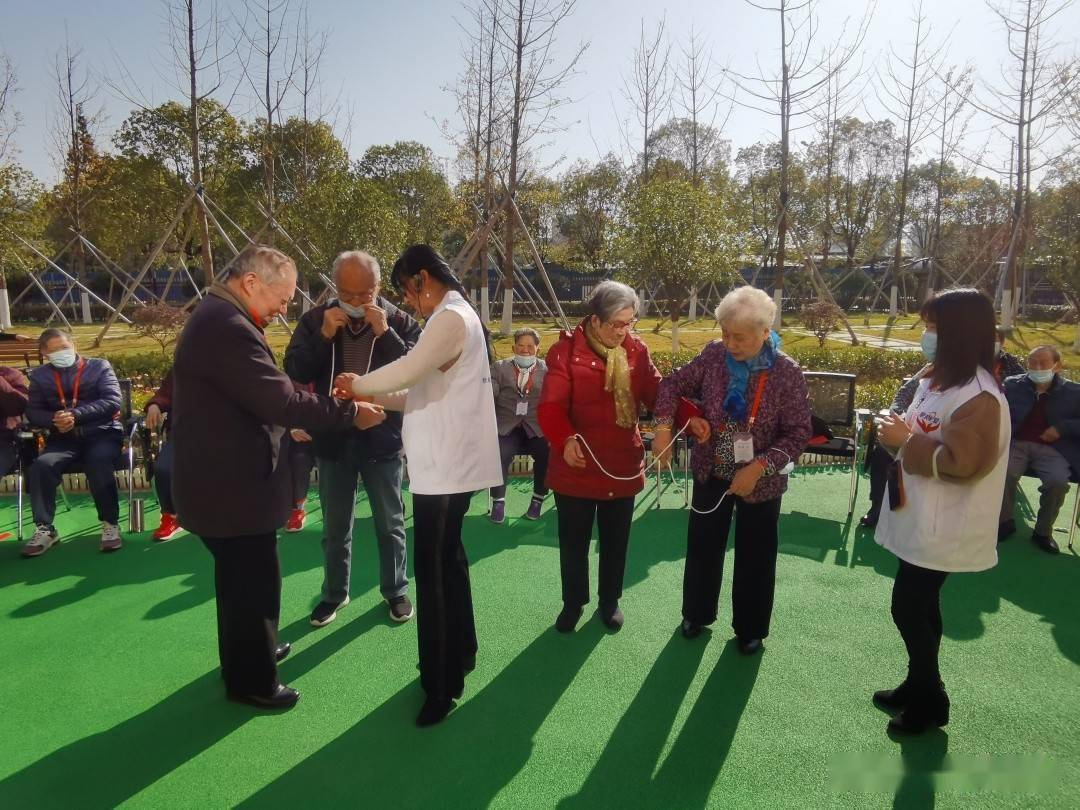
[
  {"x1": 53, "y1": 359, "x2": 87, "y2": 410},
  {"x1": 516, "y1": 365, "x2": 537, "y2": 397},
  {"x1": 746, "y1": 371, "x2": 769, "y2": 428}
]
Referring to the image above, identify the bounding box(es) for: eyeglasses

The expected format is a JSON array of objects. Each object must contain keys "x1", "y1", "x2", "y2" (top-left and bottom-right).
[{"x1": 604, "y1": 318, "x2": 638, "y2": 330}]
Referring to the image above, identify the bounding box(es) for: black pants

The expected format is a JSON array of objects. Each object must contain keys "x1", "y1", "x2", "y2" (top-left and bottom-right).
[
  {"x1": 200, "y1": 533, "x2": 281, "y2": 697},
  {"x1": 683, "y1": 476, "x2": 782, "y2": 640},
  {"x1": 289, "y1": 440, "x2": 316, "y2": 505},
  {"x1": 412, "y1": 492, "x2": 477, "y2": 702},
  {"x1": 491, "y1": 426, "x2": 550, "y2": 499},
  {"x1": 29, "y1": 433, "x2": 122, "y2": 526},
  {"x1": 891, "y1": 559, "x2": 949, "y2": 692},
  {"x1": 553, "y1": 492, "x2": 635, "y2": 608},
  {"x1": 866, "y1": 444, "x2": 892, "y2": 520}
]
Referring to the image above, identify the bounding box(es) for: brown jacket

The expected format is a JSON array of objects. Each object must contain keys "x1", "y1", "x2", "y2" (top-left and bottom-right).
[
  {"x1": 903, "y1": 392, "x2": 1002, "y2": 482},
  {"x1": 171, "y1": 283, "x2": 356, "y2": 537}
]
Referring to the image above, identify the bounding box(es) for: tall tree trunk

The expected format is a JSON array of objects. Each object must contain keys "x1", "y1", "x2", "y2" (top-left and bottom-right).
[{"x1": 187, "y1": 0, "x2": 215, "y2": 286}]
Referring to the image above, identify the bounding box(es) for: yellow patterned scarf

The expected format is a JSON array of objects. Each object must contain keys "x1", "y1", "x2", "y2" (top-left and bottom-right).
[{"x1": 585, "y1": 320, "x2": 637, "y2": 429}]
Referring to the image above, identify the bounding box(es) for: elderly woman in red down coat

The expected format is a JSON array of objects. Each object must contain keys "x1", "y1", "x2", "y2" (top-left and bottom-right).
[{"x1": 537, "y1": 280, "x2": 661, "y2": 634}]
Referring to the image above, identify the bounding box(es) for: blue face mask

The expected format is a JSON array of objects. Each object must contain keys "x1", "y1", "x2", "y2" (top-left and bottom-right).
[
  {"x1": 49, "y1": 348, "x2": 77, "y2": 369},
  {"x1": 1028, "y1": 369, "x2": 1055, "y2": 386},
  {"x1": 513, "y1": 354, "x2": 537, "y2": 369},
  {"x1": 920, "y1": 331, "x2": 937, "y2": 362},
  {"x1": 338, "y1": 300, "x2": 366, "y2": 319}
]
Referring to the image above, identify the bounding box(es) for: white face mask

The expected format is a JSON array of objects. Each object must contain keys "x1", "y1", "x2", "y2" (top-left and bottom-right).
[
  {"x1": 49, "y1": 348, "x2": 77, "y2": 369},
  {"x1": 513, "y1": 354, "x2": 537, "y2": 369},
  {"x1": 1028, "y1": 369, "x2": 1055, "y2": 386}
]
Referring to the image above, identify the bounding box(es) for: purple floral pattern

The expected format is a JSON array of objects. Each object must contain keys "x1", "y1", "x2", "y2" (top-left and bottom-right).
[{"x1": 654, "y1": 341, "x2": 813, "y2": 503}]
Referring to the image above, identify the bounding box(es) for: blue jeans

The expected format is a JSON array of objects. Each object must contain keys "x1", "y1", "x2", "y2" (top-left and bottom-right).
[
  {"x1": 29, "y1": 433, "x2": 122, "y2": 526},
  {"x1": 317, "y1": 447, "x2": 408, "y2": 603},
  {"x1": 155, "y1": 439, "x2": 175, "y2": 514}
]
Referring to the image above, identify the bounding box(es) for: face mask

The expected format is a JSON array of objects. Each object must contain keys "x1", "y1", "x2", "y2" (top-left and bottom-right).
[
  {"x1": 1028, "y1": 369, "x2": 1055, "y2": 386},
  {"x1": 49, "y1": 348, "x2": 77, "y2": 369},
  {"x1": 513, "y1": 354, "x2": 537, "y2": 369},
  {"x1": 920, "y1": 331, "x2": 937, "y2": 362},
  {"x1": 338, "y1": 300, "x2": 366, "y2": 319}
]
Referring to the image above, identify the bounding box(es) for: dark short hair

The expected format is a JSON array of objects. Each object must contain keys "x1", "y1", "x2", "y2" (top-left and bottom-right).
[
  {"x1": 922, "y1": 289, "x2": 996, "y2": 390},
  {"x1": 38, "y1": 328, "x2": 71, "y2": 351}
]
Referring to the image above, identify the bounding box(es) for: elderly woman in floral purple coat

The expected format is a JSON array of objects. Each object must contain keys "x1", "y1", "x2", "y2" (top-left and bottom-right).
[{"x1": 653, "y1": 286, "x2": 811, "y2": 654}]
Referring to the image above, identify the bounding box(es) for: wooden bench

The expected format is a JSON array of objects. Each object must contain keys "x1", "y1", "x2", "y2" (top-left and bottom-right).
[{"x1": 0, "y1": 333, "x2": 41, "y2": 369}]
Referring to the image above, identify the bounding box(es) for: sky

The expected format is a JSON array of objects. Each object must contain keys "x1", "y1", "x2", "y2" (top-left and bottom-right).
[{"x1": 2, "y1": 0, "x2": 1078, "y2": 187}]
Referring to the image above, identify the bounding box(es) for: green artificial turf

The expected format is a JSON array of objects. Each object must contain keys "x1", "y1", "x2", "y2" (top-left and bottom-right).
[{"x1": 0, "y1": 469, "x2": 1077, "y2": 809}]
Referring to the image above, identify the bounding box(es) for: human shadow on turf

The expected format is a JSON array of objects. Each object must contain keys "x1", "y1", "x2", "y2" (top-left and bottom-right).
[
  {"x1": 560, "y1": 633, "x2": 761, "y2": 809},
  {"x1": 0, "y1": 605, "x2": 384, "y2": 809},
  {"x1": 890, "y1": 728, "x2": 949, "y2": 809},
  {"x1": 237, "y1": 624, "x2": 605, "y2": 808}
]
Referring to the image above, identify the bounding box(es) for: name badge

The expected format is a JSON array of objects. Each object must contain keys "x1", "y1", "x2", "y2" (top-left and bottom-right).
[
  {"x1": 515, "y1": 401, "x2": 529, "y2": 416},
  {"x1": 732, "y1": 432, "x2": 755, "y2": 463}
]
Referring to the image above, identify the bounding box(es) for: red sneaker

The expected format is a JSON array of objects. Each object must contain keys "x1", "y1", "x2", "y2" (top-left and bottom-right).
[
  {"x1": 285, "y1": 508, "x2": 306, "y2": 533},
  {"x1": 153, "y1": 513, "x2": 183, "y2": 542}
]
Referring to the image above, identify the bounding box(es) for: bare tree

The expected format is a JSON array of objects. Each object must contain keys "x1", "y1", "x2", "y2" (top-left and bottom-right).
[
  {"x1": 290, "y1": 4, "x2": 329, "y2": 192},
  {"x1": 675, "y1": 26, "x2": 730, "y2": 186},
  {"x1": 621, "y1": 17, "x2": 672, "y2": 181},
  {"x1": 725, "y1": 0, "x2": 872, "y2": 327},
  {"x1": 496, "y1": 0, "x2": 587, "y2": 335},
  {"x1": 875, "y1": 1, "x2": 948, "y2": 309},
  {"x1": 0, "y1": 51, "x2": 19, "y2": 166},
  {"x1": 238, "y1": 0, "x2": 301, "y2": 242},
  {"x1": 971, "y1": 0, "x2": 1079, "y2": 324}
]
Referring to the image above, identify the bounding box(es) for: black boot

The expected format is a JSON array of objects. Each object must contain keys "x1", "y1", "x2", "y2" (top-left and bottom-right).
[
  {"x1": 555, "y1": 603, "x2": 584, "y2": 633},
  {"x1": 873, "y1": 680, "x2": 913, "y2": 713},
  {"x1": 600, "y1": 601, "x2": 624, "y2": 632},
  {"x1": 887, "y1": 683, "x2": 949, "y2": 735},
  {"x1": 416, "y1": 697, "x2": 455, "y2": 727}
]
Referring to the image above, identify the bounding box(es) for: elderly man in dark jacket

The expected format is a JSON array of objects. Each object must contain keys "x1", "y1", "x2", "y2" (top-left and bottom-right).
[
  {"x1": 999, "y1": 345, "x2": 1080, "y2": 554},
  {"x1": 172, "y1": 244, "x2": 383, "y2": 710},
  {"x1": 285, "y1": 250, "x2": 422, "y2": 627},
  {"x1": 23, "y1": 329, "x2": 123, "y2": 557}
]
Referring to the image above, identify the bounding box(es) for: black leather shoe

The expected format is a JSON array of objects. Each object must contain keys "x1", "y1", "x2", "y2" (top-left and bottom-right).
[
  {"x1": 737, "y1": 637, "x2": 763, "y2": 655},
  {"x1": 873, "y1": 681, "x2": 913, "y2": 713},
  {"x1": 416, "y1": 697, "x2": 455, "y2": 727},
  {"x1": 886, "y1": 683, "x2": 949, "y2": 735},
  {"x1": 275, "y1": 642, "x2": 291, "y2": 663},
  {"x1": 681, "y1": 619, "x2": 702, "y2": 639},
  {"x1": 600, "y1": 602, "x2": 624, "y2": 632},
  {"x1": 555, "y1": 604, "x2": 584, "y2": 633},
  {"x1": 227, "y1": 683, "x2": 300, "y2": 710},
  {"x1": 859, "y1": 512, "x2": 879, "y2": 528},
  {"x1": 1032, "y1": 533, "x2": 1060, "y2": 554},
  {"x1": 998, "y1": 520, "x2": 1015, "y2": 542}
]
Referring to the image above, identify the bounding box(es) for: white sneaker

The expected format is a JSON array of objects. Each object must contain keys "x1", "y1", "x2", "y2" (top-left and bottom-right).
[
  {"x1": 100, "y1": 522, "x2": 123, "y2": 553},
  {"x1": 22, "y1": 525, "x2": 59, "y2": 558}
]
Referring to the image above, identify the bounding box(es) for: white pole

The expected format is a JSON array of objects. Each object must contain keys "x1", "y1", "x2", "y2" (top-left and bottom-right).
[
  {"x1": 0, "y1": 288, "x2": 10, "y2": 329},
  {"x1": 772, "y1": 288, "x2": 783, "y2": 330},
  {"x1": 80, "y1": 290, "x2": 92, "y2": 324},
  {"x1": 889, "y1": 285, "x2": 899, "y2": 318}
]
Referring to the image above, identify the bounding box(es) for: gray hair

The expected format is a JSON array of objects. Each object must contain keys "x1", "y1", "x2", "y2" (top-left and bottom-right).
[
  {"x1": 1030, "y1": 344, "x2": 1061, "y2": 364},
  {"x1": 227, "y1": 244, "x2": 296, "y2": 285},
  {"x1": 38, "y1": 328, "x2": 72, "y2": 350},
  {"x1": 513, "y1": 327, "x2": 541, "y2": 346},
  {"x1": 714, "y1": 286, "x2": 776, "y2": 331},
  {"x1": 587, "y1": 280, "x2": 640, "y2": 323},
  {"x1": 332, "y1": 250, "x2": 381, "y2": 285}
]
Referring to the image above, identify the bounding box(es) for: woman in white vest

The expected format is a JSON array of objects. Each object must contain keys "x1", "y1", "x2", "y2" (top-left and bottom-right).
[
  {"x1": 873, "y1": 288, "x2": 1009, "y2": 735},
  {"x1": 335, "y1": 244, "x2": 501, "y2": 728}
]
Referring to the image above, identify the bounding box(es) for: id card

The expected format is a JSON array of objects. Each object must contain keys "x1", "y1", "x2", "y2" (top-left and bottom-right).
[
  {"x1": 515, "y1": 401, "x2": 529, "y2": 416},
  {"x1": 732, "y1": 432, "x2": 754, "y2": 463}
]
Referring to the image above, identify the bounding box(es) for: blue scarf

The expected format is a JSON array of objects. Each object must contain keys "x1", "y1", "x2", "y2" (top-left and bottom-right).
[{"x1": 723, "y1": 332, "x2": 780, "y2": 422}]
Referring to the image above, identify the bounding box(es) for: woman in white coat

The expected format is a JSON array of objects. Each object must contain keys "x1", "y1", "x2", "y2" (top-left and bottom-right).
[
  {"x1": 874, "y1": 288, "x2": 1009, "y2": 735},
  {"x1": 336, "y1": 244, "x2": 502, "y2": 727}
]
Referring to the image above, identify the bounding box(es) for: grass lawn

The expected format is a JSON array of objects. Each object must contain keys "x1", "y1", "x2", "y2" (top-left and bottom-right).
[{"x1": 0, "y1": 469, "x2": 1076, "y2": 808}]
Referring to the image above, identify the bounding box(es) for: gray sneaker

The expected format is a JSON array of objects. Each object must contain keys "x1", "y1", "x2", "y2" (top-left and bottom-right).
[
  {"x1": 100, "y1": 523, "x2": 123, "y2": 553},
  {"x1": 22, "y1": 525, "x2": 59, "y2": 558}
]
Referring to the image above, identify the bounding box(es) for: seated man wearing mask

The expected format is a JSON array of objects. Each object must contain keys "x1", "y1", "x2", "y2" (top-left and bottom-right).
[
  {"x1": 999, "y1": 345, "x2": 1080, "y2": 554},
  {"x1": 489, "y1": 328, "x2": 550, "y2": 523},
  {"x1": 23, "y1": 329, "x2": 124, "y2": 557}
]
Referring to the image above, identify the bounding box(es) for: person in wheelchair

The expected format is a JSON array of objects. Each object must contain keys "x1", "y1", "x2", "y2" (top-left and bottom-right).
[
  {"x1": 23, "y1": 329, "x2": 124, "y2": 557},
  {"x1": 998, "y1": 345, "x2": 1080, "y2": 555},
  {"x1": 1, "y1": 365, "x2": 29, "y2": 477},
  {"x1": 144, "y1": 369, "x2": 182, "y2": 542}
]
